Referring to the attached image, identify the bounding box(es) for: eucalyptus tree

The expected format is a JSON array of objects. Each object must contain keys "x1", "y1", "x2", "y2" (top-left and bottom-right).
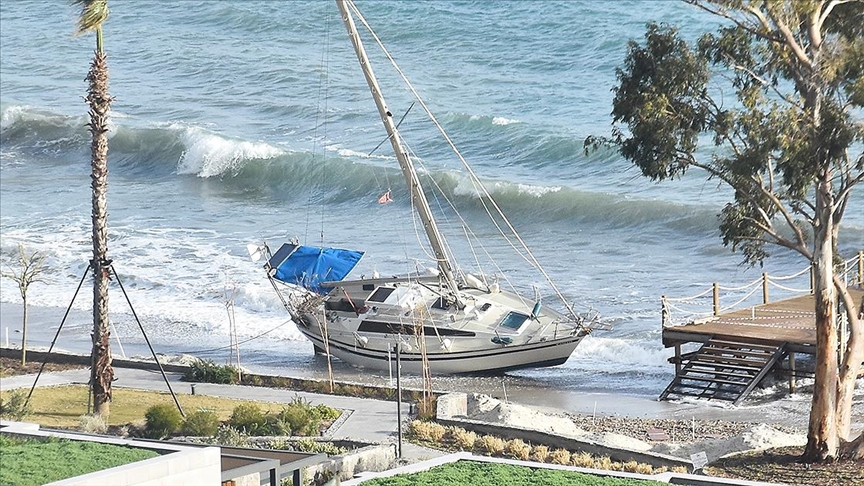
[
  {"x1": 74, "y1": 0, "x2": 114, "y2": 417},
  {"x1": 1, "y1": 244, "x2": 49, "y2": 366},
  {"x1": 591, "y1": 0, "x2": 863, "y2": 461}
]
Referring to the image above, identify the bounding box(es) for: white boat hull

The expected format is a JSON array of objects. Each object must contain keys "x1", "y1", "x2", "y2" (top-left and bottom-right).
[{"x1": 296, "y1": 321, "x2": 586, "y2": 375}]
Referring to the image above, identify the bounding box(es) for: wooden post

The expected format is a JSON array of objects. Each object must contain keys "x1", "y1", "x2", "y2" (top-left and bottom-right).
[
  {"x1": 809, "y1": 264, "x2": 815, "y2": 294},
  {"x1": 788, "y1": 351, "x2": 796, "y2": 394},
  {"x1": 674, "y1": 344, "x2": 681, "y2": 376},
  {"x1": 762, "y1": 272, "x2": 769, "y2": 304},
  {"x1": 712, "y1": 283, "x2": 720, "y2": 316}
]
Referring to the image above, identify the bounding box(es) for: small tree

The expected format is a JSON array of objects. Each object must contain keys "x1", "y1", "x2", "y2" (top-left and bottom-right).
[{"x1": 1, "y1": 244, "x2": 49, "y2": 365}]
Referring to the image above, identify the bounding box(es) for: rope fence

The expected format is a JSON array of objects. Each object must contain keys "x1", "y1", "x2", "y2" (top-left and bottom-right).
[{"x1": 661, "y1": 250, "x2": 863, "y2": 328}]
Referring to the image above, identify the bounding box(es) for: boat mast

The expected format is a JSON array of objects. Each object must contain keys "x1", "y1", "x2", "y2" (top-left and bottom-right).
[{"x1": 336, "y1": 0, "x2": 463, "y2": 306}]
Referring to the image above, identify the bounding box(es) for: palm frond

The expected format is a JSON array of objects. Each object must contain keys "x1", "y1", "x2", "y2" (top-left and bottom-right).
[{"x1": 73, "y1": 0, "x2": 109, "y2": 35}]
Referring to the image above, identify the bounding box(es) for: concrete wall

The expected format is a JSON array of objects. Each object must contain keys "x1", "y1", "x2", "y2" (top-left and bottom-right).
[
  {"x1": 2, "y1": 422, "x2": 221, "y2": 486},
  {"x1": 304, "y1": 443, "x2": 396, "y2": 482}
]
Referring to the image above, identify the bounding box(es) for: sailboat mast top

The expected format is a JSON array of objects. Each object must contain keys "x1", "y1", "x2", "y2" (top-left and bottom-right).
[{"x1": 336, "y1": 0, "x2": 463, "y2": 305}]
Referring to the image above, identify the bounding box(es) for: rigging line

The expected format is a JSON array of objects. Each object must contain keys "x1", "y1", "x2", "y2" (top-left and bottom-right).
[
  {"x1": 407, "y1": 144, "x2": 529, "y2": 307},
  {"x1": 306, "y1": 10, "x2": 333, "y2": 245},
  {"x1": 349, "y1": 3, "x2": 582, "y2": 322},
  {"x1": 182, "y1": 318, "x2": 296, "y2": 354},
  {"x1": 369, "y1": 102, "x2": 415, "y2": 157}
]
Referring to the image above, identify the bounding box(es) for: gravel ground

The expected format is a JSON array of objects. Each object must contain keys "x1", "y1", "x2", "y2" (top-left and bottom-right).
[{"x1": 565, "y1": 413, "x2": 804, "y2": 443}]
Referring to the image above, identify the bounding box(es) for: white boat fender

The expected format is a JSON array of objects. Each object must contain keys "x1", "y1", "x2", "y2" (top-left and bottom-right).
[
  {"x1": 354, "y1": 333, "x2": 369, "y2": 347},
  {"x1": 441, "y1": 338, "x2": 452, "y2": 351}
]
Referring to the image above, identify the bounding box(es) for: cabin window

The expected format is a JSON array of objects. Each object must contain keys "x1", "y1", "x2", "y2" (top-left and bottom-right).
[
  {"x1": 499, "y1": 311, "x2": 529, "y2": 330},
  {"x1": 367, "y1": 287, "x2": 396, "y2": 303}
]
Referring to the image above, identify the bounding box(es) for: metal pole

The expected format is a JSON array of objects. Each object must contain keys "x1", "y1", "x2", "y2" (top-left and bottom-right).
[
  {"x1": 762, "y1": 272, "x2": 769, "y2": 304},
  {"x1": 395, "y1": 343, "x2": 403, "y2": 459},
  {"x1": 25, "y1": 265, "x2": 90, "y2": 408},
  {"x1": 788, "y1": 351, "x2": 796, "y2": 394},
  {"x1": 110, "y1": 265, "x2": 185, "y2": 417},
  {"x1": 712, "y1": 283, "x2": 720, "y2": 316}
]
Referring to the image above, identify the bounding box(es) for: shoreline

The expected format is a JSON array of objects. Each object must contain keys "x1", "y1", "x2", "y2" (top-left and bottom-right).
[{"x1": 2, "y1": 301, "x2": 861, "y2": 433}]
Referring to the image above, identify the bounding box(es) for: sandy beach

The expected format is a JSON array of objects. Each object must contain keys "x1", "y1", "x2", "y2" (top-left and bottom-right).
[{"x1": 3, "y1": 301, "x2": 861, "y2": 437}]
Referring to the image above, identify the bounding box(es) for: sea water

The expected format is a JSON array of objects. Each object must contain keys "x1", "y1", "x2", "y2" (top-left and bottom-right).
[{"x1": 1, "y1": 1, "x2": 862, "y2": 406}]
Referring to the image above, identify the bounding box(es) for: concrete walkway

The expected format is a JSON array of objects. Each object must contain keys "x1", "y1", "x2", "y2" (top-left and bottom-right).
[{"x1": 0, "y1": 367, "x2": 442, "y2": 462}]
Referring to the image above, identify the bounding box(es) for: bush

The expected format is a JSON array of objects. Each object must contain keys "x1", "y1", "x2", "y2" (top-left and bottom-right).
[
  {"x1": 571, "y1": 451, "x2": 593, "y2": 468},
  {"x1": 229, "y1": 403, "x2": 266, "y2": 435},
  {"x1": 295, "y1": 437, "x2": 349, "y2": 456},
  {"x1": 182, "y1": 409, "x2": 220, "y2": 437},
  {"x1": 531, "y1": 444, "x2": 549, "y2": 463},
  {"x1": 78, "y1": 414, "x2": 107, "y2": 434},
  {"x1": 184, "y1": 359, "x2": 239, "y2": 384},
  {"x1": 312, "y1": 403, "x2": 341, "y2": 422},
  {"x1": 449, "y1": 427, "x2": 477, "y2": 450},
  {"x1": 263, "y1": 414, "x2": 292, "y2": 436},
  {"x1": 505, "y1": 439, "x2": 530, "y2": 461},
  {"x1": 144, "y1": 403, "x2": 183, "y2": 439},
  {"x1": 279, "y1": 404, "x2": 318, "y2": 436},
  {"x1": 478, "y1": 435, "x2": 505, "y2": 456},
  {"x1": 549, "y1": 448, "x2": 571, "y2": 465},
  {"x1": 211, "y1": 425, "x2": 248, "y2": 446},
  {"x1": 0, "y1": 391, "x2": 31, "y2": 421}
]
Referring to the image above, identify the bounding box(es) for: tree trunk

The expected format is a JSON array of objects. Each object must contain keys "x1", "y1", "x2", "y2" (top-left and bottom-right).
[
  {"x1": 21, "y1": 295, "x2": 28, "y2": 366},
  {"x1": 834, "y1": 280, "x2": 863, "y2": 440},
  {"x1": 87, "y1": 48, "x2": 113, "y2": 417},
  {"x1": 840, "y1": 432, "x2": 864, "y2": 461},
  {"x1": 803, "y1": 174, "x2": 839, "y2": 462}
]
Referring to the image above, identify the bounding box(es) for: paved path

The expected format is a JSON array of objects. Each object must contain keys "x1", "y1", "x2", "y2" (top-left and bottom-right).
[{"x1": 0, "y1": 367, "x2": 441, "y2": 462}]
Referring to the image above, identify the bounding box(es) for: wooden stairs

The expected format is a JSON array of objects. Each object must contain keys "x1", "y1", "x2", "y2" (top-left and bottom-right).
[{"x1": 659, "y1": 337, "x2": 786, "y2": 405}]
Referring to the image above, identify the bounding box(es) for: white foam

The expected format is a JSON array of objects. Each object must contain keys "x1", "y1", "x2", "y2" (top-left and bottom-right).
[
  {"x1": 491, "y1": 116, "x2": 519, "y2": 126},
  {"x1": 451, "y1": 173, "x2": 561, "y2": 199},
  {"x1": 327, "y1": 144, "x2": 395, "y2": 161},
  {"x1": 567, "y1": 335, "x2": 670, "y2": 370},
  {"x1": 175, "y1": 125, "x2": 283, "y2": 177}
]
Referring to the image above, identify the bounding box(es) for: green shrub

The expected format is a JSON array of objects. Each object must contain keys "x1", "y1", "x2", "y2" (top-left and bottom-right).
[
  {"x1": 0, "y1": 391, "x2": 31, "y2": 421},
  {"x1": 182, "y1": 409, "x2": 220, "y2": 437},
  {"x1": 144, "y1": 403, "x2": 183, "y2": 439},
  {"x1": 279, "y1": 404, "x2": 319, "y2": 436},
  {"x1": 183, "y1": 359, "x2": 239, "y2": 384},
  {"x1": 295, "y1": 437, "x2": 348, "y2": 456},
  {"x1": 211, "y1": 425, "x2": 248, "y2": 447},
  {"x1": 312, "y1": 403, "x2": 341, "y2": 422},
  {"x1": 229, "y1": 403, "x2": 266, "y2": 435},
  {"x1": 263, "y1": 414, "x2": 292, "y2": 436}
]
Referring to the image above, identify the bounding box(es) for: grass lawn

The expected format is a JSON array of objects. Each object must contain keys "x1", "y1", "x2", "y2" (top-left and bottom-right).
[
  {"x1": 0, "y1": 434, "x2": 160, "y2": 486},
  {"x1": 361, "y1": 460, "x2": 665, "y2": 486},
  {"x1": 2, "y1": 385, "x2": 288, "y2": 428}
]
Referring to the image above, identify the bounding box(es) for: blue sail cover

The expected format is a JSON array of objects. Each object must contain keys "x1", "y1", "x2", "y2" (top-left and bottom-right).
[{"x1": 267, "y1": 243, "x2": 363, "y2": 294}]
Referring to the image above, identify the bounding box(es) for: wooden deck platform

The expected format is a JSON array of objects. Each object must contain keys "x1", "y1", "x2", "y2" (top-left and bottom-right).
[{"x1": 662, "y1": 287, "x2": 863, "y2": 354}]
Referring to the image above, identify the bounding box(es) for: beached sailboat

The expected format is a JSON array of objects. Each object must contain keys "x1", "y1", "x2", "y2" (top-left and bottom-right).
[{"x1": 251, "y1": 0, "x2": 597, "y2": 374}]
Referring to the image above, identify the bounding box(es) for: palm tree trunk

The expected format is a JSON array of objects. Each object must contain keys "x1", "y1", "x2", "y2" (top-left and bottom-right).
[{"x1": 87, "y1": 46, "x2": 113, "y2": 417}]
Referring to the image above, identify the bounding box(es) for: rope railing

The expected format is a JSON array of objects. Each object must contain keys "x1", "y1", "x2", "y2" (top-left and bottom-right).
[{"x1": 661, "y1": 250, "x2": 863, "y2": 328}]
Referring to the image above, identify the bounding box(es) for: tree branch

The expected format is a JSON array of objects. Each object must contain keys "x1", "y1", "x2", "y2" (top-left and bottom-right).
[{"x1": 763, "y1": 4, "x2": 814, "y2": 69}]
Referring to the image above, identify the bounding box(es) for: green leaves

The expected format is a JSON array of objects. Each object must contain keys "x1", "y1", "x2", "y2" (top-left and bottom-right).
[
  {"x1": 604, "y1": 2, "x2": 863, "y2": 266},
  {"x1": 612, "y1": 23, "x2": 709, "y2": 181},
  {"x1": 73, "y1": 0, "x2": 108, "y2": 35}
]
